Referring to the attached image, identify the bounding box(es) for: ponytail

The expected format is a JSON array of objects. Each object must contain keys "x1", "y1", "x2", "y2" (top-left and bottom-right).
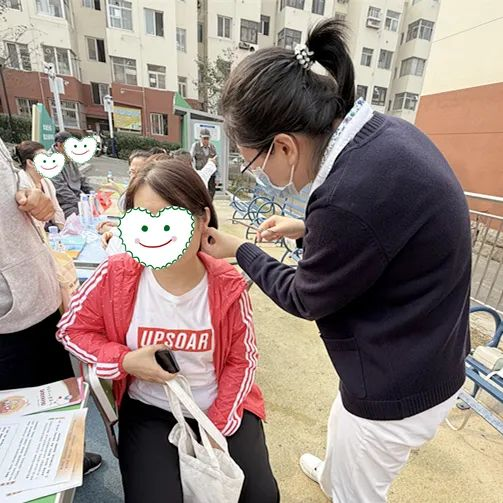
[{"x1": 221, "y1": 17, "x2": 356, "y2": 151}]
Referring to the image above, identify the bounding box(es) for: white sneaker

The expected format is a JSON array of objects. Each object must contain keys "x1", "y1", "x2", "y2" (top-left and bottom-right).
[{"x1": 299, "y1": 453, "x2": 324, "y2": 484}]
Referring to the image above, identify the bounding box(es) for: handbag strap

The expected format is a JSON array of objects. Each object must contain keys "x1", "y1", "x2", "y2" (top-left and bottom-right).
[{"x1": 164, "y1": 376, "x2": 229, "y2": 453}]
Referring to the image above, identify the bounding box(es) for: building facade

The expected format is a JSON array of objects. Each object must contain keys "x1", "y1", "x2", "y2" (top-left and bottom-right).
[
  {"x1": 0, "y1": 0, "x2": 199, "y2": 143},
  {"x1": 415, "y1": 0, "x2": 503, "y2": 204},
  {"x1": 0, "y1": 0, "x2": 440, "y2": 144}
]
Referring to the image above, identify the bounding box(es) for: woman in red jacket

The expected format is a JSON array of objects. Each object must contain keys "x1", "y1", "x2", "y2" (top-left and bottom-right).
[{"x1": 56, "y1": 158, "x2": 279, "y2": 503}]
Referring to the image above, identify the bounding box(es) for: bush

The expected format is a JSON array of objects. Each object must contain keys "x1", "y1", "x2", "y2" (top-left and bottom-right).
[
  {"x1": 0, "y1": 114, "x2": 32, "y2": 144},
  {"x1": 115, "y1": 132, "x2": 180, "y2": 160}
]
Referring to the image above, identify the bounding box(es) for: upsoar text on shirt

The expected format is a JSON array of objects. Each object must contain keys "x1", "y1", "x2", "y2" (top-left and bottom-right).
[{"x1": 137, "y1": 327, "x2": 214, "y2": 352}]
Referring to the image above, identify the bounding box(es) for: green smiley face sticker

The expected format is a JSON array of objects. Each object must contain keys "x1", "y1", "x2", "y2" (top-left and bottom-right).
[{"x1": 118, "y1": 207, "x2": 195, "y2": 269}]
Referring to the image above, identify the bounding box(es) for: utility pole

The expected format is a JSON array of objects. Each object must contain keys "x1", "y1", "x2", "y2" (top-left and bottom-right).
[
  {"x1": 103, "y1": 94, "x2": 116, "y2": 158},
  {"x1": 43, "y1": 62, "x2": 65, "y2": 132}
]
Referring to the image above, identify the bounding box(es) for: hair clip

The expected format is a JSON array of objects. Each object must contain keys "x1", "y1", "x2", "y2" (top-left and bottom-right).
[{"x1": 294, "y1": 44, "x2": 315, "y2": 70}]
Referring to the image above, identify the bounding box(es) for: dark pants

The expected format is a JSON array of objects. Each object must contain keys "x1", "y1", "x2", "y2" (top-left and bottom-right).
[
  {"x1": 208, "y1": 174, "x2": 216, "y2": 200},
  {"x1": 119, "y1": 394, "x2": 280, "y2": 503},
  {"x1": 0, "y1": 310, "x2": 74, "y2": 390}
]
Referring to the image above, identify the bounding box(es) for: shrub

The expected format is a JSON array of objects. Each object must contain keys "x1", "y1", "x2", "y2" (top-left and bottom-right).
[
  {"x1": 114, "y1": 132, "x2": 180, "y2": 160},
  {"x1": 0, "y1": 114, "x2": 32, "y2": 144}
]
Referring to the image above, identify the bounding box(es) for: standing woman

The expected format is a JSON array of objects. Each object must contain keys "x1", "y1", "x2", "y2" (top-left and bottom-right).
[{"x1": 202, "y1": 19, "x2": 471, "y2": 502}]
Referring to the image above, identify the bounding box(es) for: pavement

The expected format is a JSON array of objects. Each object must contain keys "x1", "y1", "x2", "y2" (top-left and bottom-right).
[{"x1": 76, "y1": 156, "x2": 503, "y2": 502}]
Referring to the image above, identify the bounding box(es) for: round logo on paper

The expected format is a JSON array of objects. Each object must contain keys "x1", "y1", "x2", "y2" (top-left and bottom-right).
[
  {"x1": 63, "y1": 136, "x2": 97, "y2": 164},
  {"x1": 33, "y1": 152, "x2": 66, "y2": 178},
  {"x1": 118, "y1": 207, "x2": 195, "y2": 269},
  {"x1": 0, "y1": 396, "x2": 28, "y2": 415}
]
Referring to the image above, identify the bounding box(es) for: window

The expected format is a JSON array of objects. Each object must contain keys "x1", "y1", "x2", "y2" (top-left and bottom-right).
[
  {"x1": 240, "y1": 19, "x2": 259, "y2": 44},
  {"x1": 217, "y1": 16, "x2": 232, "y2": 38},
  {"x1": 151, "y1": 113, "x2": 168, "y2": 136},
  {"x1": 5, "y1": 42, "x2": 31, "y2": 71},
  {"x1": 400, "y1": 57, "x2": 426, "y2": 77},
  {"x1": 176, "y1": 28, "x2": 186, "y2": 52},
  {"x1": 368, "y1": 6, "x2": 381, "y2": 19},
  {"x1": 178, "y1": 76, "x2": 187, "y2": 97},
  {"x1": 360, "y1": 47, "x2": 373, "y2": 67},
  {"x1": 356, "y1": 85, "x2": 368, "y2": 100},
  {"x1": 407, "y1": 19, "x2": 434, "y2": 42},
  {"x1": 277, "y1": 28, "x2": 302, "y2": 50},
  {"x1": 280, "y1": 0, "x2": 305, "y2": 9},
  {"x1": 108, "y1": 0, "x2": 132, "y2": 30},
  {"x1": 260, "y1": 15, "x2": 270, "y2": 36},
  {"x1": 147, "y1": 64, "x2": 166, "y2": 89},
  {"x1": 50, "y1": 99, "x2": 80, "y2": 128},
  {"x1": 145, "y1": 8, "x2": 164, "y2": 36},
  {"x1": 393, "y1": 92, "x2": 419, "y2": 111},
  {"x1": 198, "y1": 23, "x2": 203, "y2": 43},
  {"x1": 378, "y1": 49, "x2": 393, "y2": 70},
  {"x1": 43, "y1": 45, "x2": 74, "y2": 75},
  {"x1": 82, "y1": 0, "x2": 100, "y2": 9},
  {"x1": 111, "y1": 56, "x2": 137, "y2": 85},
  {"x1": 91, "y1": 82, "x2": 109, "y2": 104},
  {"x1": 371, "y1": 86, "x2": 387, "y2": 107},
  {"x1": 385, "y1": 10, "x2": 400, "y2": 32},
  {"x1": 16, "y1": 98, "x2": 37, "y2": 117},
  {"x1": 86, "y1": 37, "x2": 106, "y2": 62},
  {"x1": 36, "y1": 0, "x2": 68, "y2": 18},
  {"x1": 312, "y1": 0, "x2": 325, "y2": 15},
  {"x1": 6, "y1": 0, "x2": 22, "y2": 10}
]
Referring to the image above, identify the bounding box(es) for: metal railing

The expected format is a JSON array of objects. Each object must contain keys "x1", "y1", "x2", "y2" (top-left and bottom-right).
[{"x1": 466, "y1": 192, "x2": 503, "y2": 314}]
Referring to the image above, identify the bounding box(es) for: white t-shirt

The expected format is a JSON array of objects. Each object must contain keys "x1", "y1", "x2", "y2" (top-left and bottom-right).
[{"x1": 127, "y1": 269, "x2": 218, "y2": 415}]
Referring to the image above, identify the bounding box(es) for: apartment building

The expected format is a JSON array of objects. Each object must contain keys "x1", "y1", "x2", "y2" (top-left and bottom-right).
[
  {"x1": 0, "y1": 0, "x2": 198, "y2": 142},
  {"x1": 197, "y1": 0, "x2": 439, "y2": 122},
  {"x1": 416, "y1": 0, "x2": 503, "y2": 203}
]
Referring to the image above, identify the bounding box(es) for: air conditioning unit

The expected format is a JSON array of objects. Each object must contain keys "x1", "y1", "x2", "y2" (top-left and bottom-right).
[
  {"x1": 366, "y1": 17, "x2": 381, "y2": 29},
  {"x1": 248, "y1": 44, "x2": 257, "y2": 52},
  {"x1": 238, "y1": 41, "x2": 250, "y2": 50}
]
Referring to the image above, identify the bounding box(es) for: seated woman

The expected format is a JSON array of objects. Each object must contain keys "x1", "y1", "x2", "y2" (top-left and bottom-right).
[
  {"x1": 56, "y1": 158, "x2": 279, "y2": 503},
  {"x1": 15, "y1": 140, "x2": 65, "y2": 231}
]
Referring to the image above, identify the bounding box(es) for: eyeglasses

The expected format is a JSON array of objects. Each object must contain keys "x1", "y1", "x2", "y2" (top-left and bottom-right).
[{"x1": 240, "y1": 142, "x2": 274, "y2": 174}]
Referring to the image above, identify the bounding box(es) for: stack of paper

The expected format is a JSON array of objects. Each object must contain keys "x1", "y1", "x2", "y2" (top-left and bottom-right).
[{"x1": 0, "y1": 379, "x2": 87, "y2": 502}]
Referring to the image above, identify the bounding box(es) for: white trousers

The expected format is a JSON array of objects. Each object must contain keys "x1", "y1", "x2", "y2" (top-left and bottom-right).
[{"x1": 319, "y1": 392, "x2": 459, "y2": 502}]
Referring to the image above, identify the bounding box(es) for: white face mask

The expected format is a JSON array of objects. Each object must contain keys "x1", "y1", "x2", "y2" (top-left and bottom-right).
[{"x1": 250, "y1": 142, "x2": 299, "y2": 199}]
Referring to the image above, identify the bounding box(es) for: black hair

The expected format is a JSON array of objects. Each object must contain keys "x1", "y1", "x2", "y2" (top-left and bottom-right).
[
  {"x1": 54, "y1": 131, "x2": 73, "y2": 144},
  {"x1": 15, "y1": 140, "x2": 45, "y2": 169},
  {"x1": 149, "y1": 146, "x2": 168, "y2": 155},
  {"x1": 128, "y1": 149, "x2": 151, "y2": 165},
  {"x1": 221, "y1": 18, "x2": 355, "y2": 155}
]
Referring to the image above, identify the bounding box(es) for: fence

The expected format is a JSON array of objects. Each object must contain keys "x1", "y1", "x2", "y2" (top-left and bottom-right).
[{"x1": 467, "y1": 192, "x2": 503, "y2": 315}]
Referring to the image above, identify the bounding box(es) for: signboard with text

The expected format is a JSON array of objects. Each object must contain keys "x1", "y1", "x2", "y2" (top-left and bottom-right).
[
  {"x1": 31, "y1": 103, "x2": 55, "y2": 149},
  {"x1": 113, "y1": 105, "x2": 141, "y2": 131}
]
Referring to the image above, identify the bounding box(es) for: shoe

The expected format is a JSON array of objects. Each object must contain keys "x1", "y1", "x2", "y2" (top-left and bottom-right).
[
  {"x1": 299, "y1": 453, "x2": 324, "y2": 484},
  {"x1": 83, "y1": 452, "x2": 102, "y2": 476}
]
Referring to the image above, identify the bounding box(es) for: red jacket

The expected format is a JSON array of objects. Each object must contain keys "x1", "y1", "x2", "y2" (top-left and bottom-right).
[{"x1": 56, "y1": 253, "x2": 265, "y2": 436}]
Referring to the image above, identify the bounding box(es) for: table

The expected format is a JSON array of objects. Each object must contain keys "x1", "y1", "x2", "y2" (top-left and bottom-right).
[
  {"x1": 74, "y1": 238, "x2": 108, "y2": 282},
  {"x1": 29, "y1": 383, "x2": 89, "y2": 503}
]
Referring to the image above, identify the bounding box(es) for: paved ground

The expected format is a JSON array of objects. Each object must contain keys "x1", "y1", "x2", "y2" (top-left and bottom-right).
[{"x1": 78, "y1": 156, "x2": 503, "y2": 502}]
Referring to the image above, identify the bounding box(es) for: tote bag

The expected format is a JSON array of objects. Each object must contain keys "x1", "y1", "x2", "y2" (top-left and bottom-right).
[{"x1": 164, "y1": 376, "x2": 244, "y2": 503}]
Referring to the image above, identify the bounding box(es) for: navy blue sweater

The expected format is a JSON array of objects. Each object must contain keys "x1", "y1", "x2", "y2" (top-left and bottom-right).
[{"x1": 237, "y1": 113, "x2": 471, "y2": 420}]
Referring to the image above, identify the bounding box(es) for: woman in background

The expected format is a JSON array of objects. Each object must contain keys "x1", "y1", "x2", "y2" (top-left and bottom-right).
[{"x1": 15, "y1": 140, "x2": 65, "y2": 230}]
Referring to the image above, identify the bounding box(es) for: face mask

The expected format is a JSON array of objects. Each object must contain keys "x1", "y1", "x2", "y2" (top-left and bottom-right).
[{"x1": 252, "y1": 142, "x2": 299, "y2": 199}]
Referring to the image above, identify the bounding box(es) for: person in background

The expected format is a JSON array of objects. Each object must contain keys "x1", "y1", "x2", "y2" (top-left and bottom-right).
[
  {"x1": 51, "y1": 131, "x2": 93, "y2": 218},
  {"x1": 0, "y1": 137, "x2": 102, "y2": 476},
  {"x1": 148, "y1": 146, "x2": 168, "y2": 155},
  {"x1": 190, "y1": 128, "x2": 218, "y2": 199},
  {"x1": 173, "y1": 148, "x2": 218, "y2": 193},
  {"x1": 15, "y1": 140, "x2": 65, "y2": 231}
]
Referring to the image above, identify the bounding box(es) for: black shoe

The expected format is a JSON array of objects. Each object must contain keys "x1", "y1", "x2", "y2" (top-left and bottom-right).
[{"x1": 83, "y1": 452, "x2": 102, "y2": 476}]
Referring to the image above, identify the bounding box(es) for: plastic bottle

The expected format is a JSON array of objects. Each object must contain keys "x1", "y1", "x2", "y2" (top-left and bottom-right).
[
  {"x1": 48, "y1": 226, "x2": 59, "y2": 250},
  {"x1": 89, "y1": 190, "x2": 99, "y2": 218},
  {"x1": 107, "y1": 170, "x2": 113, "y2": 183},
  {"x1": 80, "y1": 194, "x2": 92, "y2": 228}
]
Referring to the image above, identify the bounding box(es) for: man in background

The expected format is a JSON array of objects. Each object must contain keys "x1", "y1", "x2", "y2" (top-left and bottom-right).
[
  {"x1": 190, "y1": 128, "x2": 218, "y2": 199},
  {"x1": 51, "y1": 131, "x2": 93, "y2": 217}
]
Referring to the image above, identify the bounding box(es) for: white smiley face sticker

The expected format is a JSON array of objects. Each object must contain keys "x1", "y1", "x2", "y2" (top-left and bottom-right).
[
  {"x1": 118, "y1": 207, "x2": 195, "y2": 269},
  {"x1": 63, "y1": 136, "x2": 97, "y2": 164},
  {"x1": 33, "y1": 152, "x2": 66, "y2": 178}
]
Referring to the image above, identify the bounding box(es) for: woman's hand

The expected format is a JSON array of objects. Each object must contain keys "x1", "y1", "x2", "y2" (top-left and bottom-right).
[
  {"x1": 122, "y1": 345, "x2": 178, "y2": 383},
  {"x1": 256, "y1": 215, "x2": 305, "y2": 243},
  {"x1": 200, "y1": 228, "x2": 246, "y2": 259},
  {"x1": 101, "y1": 231, "x2": 113, "y2": 250},
  {"x1": 96, "y1": 220, "x2": 118, "y2": 234}
]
